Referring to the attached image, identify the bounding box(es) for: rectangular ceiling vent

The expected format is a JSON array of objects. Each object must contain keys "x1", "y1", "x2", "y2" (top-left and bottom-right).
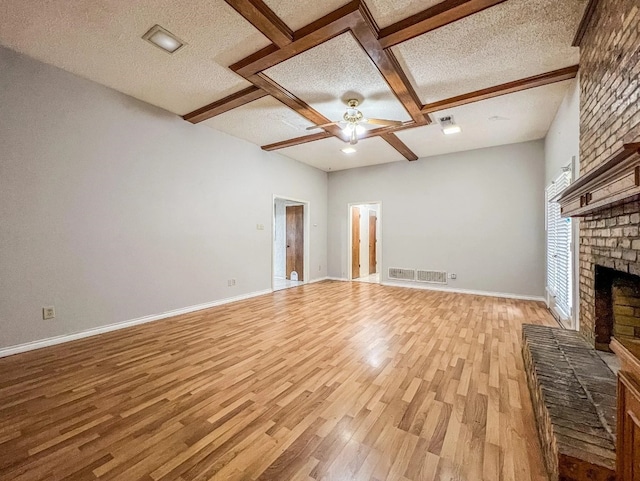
[
  {"x1": 416, "y1": 270, "x2": 448, "y2": 284},
  {"x1": 388, "y1": 267, "x2": 415, "y2": 281}
]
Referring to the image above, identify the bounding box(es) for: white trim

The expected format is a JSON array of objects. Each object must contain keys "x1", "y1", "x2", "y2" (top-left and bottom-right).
[
  {"x1": 272, "y1": 195, "x2": 311, "y2": 290},
  {"x1": 0, "y1": 289, "x2": 272, "y2": 358},
  {"x1": 381, "y1": 281, "x2": 545, "y2": 302},
  {"x1": 327, "y1": 277, "x2": 349, "y2": 282},
  {"x1": 308, "y1": 277, "x2": 329, "y2": 284}
]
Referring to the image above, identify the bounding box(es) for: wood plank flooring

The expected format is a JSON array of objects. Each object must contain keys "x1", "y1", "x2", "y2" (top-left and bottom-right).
[{"x1": 0, "y1": 281, "x2": 556, "y2": 481}]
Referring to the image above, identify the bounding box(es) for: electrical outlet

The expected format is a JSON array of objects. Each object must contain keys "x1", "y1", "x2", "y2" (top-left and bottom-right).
[
  {"x1": 449, "y1": 273, "x2": 457, "y2": 280},
  {"x1": 256, "y1": 224, "x2": 265, "y2": 230},
  {"x1": 228, "y1": 279, "x2": 236, "y2": 287},
  {"x1": 318, "y1": 265, "x2": 322, "y2": 271},
  {"x1": 42, "y1": 306, "x2": 55, "y2": 320}
]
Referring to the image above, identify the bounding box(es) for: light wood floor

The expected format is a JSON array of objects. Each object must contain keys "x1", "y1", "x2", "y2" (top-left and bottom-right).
[{"x1": 0, "y1": 281, "x2": 556, "y2": 481}]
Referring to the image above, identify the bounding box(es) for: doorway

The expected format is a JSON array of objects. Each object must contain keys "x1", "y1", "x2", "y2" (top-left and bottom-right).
[
  {"x1": 273, "y1": 196, "x2": 309, "y2": 291},
  {"x1": 349, "y1": 202, "x2": 381, "y2": 283}
]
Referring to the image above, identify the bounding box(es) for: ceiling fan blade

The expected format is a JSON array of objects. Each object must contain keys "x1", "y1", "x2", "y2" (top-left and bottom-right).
[
  {"x1": 363, "y1": 118, "x2": 404, "y2": 127},
  {"x1": 306, "y1": 121, "x2": 342, "y2": 131}
]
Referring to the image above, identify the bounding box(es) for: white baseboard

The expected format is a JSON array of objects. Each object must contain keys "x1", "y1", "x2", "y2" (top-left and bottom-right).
[
  {"x1": 381, "y1": 281, "x2": 545, "y2": 302},
  {"x1": 1, "y1": 281, "x2": 545, "y2": 358},
  {"x1": 308, "y1": 277, "x2": 329, "y2": 284},
  {"x1": 0, "y1": 289, "x2": 273, "y2": 358}
]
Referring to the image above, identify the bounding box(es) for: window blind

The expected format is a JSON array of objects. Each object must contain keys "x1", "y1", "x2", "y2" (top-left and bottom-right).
[{"x1": 546, "y1": 171, "x2": 572, "y2": 318}]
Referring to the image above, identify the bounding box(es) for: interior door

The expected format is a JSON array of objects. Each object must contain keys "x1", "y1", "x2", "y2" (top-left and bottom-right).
[
  {"x1": 352, "y1": 206, "x2": 360, "y2": 279},
  {"x1": 286, "y1": 205, "x2": 304, "y2": 281},
  {"x1": 369, "y1": 210, "x2": 377, "y2": 275}
]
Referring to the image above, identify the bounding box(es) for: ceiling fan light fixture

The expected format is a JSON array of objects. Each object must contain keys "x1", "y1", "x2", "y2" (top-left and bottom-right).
[
  {"x1": 142, "y1": 25, "x2": 185, "y2": 54},
  {"x1": 349, "y1": 128, "x2": 358, "y2": 145},
  {"x1": 343, "y1": 124, "x2": 365, "y2": 144},
  {"x1": 439, "y1": 116, "x2": 461, "y2": 135}
]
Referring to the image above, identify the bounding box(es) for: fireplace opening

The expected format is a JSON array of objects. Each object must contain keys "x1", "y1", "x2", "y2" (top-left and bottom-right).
[{"x1": 595, "y1": 265, "x2": 640, "y2": 351}]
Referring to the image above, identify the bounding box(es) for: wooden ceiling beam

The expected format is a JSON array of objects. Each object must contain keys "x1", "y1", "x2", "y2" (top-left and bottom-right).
[
  {"x1": 183, "y1": 86, "x2": 268, "y2": 123},
  {"x1": 421, "y1": 65, "x2": 580, "y2": 114},
  {"x1": 572, "y1": 0, "x2": 599, "y2": 47},
  {"x1": 380, "y1": 133, "x2": 418, "y2": 161},
  {"x1": 224, "y1": 0, "x2": 293, "y2": 48},
  {"x1": 350, "y1": 11, "x2": 428, "y2": 125},
  {"x1": 249, "y1": 73, "x2": 349, "y2": 141},
  {"x1": 358, "y1": 121, "x2": 421, "y2": 140},
  {"x1": 259, "y1": 64, "x2": 580, "y2": 153},
  {"x1": 261, "y1": 120, "x2": 423, "y2": 151},
  {"x1": 230, "y1": 1, "x2": 361, "y2": 77},
  {"x1": 262, "y1": 131, "x2": 333, "y2": 151},
  {"x1": 378, "y1": 0, "x2": 508, "y2": 49}
]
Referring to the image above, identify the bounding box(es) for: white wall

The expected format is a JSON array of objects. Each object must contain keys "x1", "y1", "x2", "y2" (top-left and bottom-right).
[
  {"x1": 0, "y1": 46, "x2": 328, "y2": 350},
  {"x1": 545, "y1": 77, "x2": 580, "y2": 183},
  {"x1": 328, "y1": 141, "x2": 546, "y2": 298}
]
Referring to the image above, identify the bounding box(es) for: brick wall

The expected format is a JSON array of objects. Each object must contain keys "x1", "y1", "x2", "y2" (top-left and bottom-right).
[{"x1": 578, "y1": 0, "x2": 640, "y2": 344}]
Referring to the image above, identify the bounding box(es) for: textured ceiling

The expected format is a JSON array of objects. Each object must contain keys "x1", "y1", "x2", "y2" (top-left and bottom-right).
[
  {"x1": 0, "y1": 0, "x2": 584, "y2": 171},
  {"x1": 0, "y1": 0, "x2": 270, "y2": 115},
  {"x1": 265, "y1": 33, "x2": 412, "y2": 125},
  {"x1": 279, "y1": 136, "x2": 405, "y2": 172},
  {"x1": 262, "y1": 0, "x2": 350, "y2": 31},
  {"x1": 393, "y1": 0, "x2": 586, "y2": 104},
  {"x1": 395, "y1": 81, "x2": 572, "y2": 159},
  {"x1": 203, "y1": 96, "x2": 315, "y2": 145},
  {"x1": 364, "y1": 0, "x2": 445, "y2": 28}
]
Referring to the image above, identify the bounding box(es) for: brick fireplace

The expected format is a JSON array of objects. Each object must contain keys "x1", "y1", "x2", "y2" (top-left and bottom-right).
[
  {"x1": 522, "y1": 1, "x2": 640, "y2": 478},
  {"x1": 583, "y1": 199, "x2": 640, "y2": 348},
  {"x1": 577, "y1": 0, "x2": 640, "y2": 347}
]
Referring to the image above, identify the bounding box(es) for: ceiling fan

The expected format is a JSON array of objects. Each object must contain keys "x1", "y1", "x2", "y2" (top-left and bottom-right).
[{"x1": 306, "y1": 99, "x2": 404, "y2": 145}]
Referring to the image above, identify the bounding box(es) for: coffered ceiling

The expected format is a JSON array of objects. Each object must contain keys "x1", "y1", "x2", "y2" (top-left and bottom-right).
[{"x1": 0, "y1": 0, "x2": 589, "y2": 171}]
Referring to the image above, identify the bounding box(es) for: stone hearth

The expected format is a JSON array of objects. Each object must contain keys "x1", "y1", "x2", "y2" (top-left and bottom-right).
[{"x1": 522, "y1": 325, "x2": 616, "y2": 481}]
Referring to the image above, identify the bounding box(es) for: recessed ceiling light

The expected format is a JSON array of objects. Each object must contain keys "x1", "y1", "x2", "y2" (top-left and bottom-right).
[
  {"x1": 442, "y1": 124, "x2": 462, "y2": 135},
  {"x1": 142, "y1": 25, "x2": 185, "y2": 54},
  {"x1": 439, "y1": 115, "x2": 462, "y2": 135},
  {"x1": 341, "y1": 147, "x2": 357, "y2": 154}
]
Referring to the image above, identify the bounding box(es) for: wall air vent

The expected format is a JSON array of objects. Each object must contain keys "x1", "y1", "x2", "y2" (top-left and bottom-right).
[
  {"x1": 388, "y1": 268, "x2": 415, "y2": 281},
  {"x1": 416, "y1": 270, "x2": 448, "y2": 284}
]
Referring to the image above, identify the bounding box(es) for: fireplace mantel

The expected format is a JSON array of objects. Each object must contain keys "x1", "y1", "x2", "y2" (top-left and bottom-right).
[{"x1": 556, "y1": 128, "x2": 640, "y2": 218}]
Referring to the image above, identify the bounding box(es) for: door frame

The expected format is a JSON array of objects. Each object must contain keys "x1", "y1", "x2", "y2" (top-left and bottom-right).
[
  {"x1": 347, "y1": 201, "x2": 382, "y2": 282},
  {"x1": 272, "y1": 195, "x2": 310, "y2": 291}
]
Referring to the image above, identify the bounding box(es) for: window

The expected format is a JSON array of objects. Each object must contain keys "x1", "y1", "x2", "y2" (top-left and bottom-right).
[{"x1": 546, "y1": 171, "x2": 572, "y2": 319}]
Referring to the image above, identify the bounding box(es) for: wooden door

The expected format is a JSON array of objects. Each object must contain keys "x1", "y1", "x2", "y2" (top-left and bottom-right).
[
  {"x1": 351, "y1": 206, "x2": 360, "y2": 279},
  {"x1": 618, "y1": 371, "x2": 640, "y2": 480},
  {"x1": 369, "y1": 210, "x2": 377, "y2": 275},
  {"x1": 286, "y1": 205, "x2": 304, "y2": 281}
]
